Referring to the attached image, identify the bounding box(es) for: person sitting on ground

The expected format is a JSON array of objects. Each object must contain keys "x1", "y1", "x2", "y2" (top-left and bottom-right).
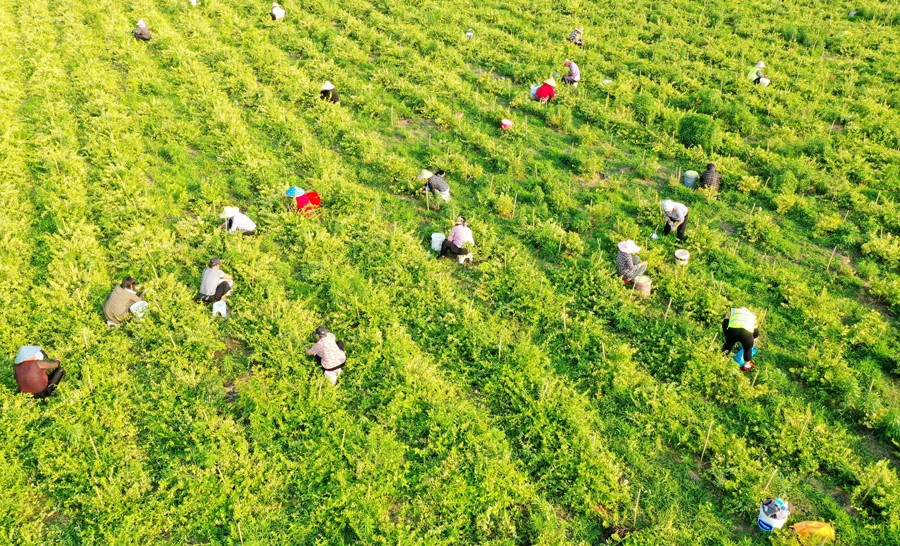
[
  {"x1": 199, "y1": 258, "x2": 233, "y2": 303},
  {"x1": 218, "y1": 206, "x2": 257, "y2": 235},
  {"x1": 722, "y1": 307, "x2": 760, "y2": 371},
  {"x1": 418, "y1": 169, "x2": 450, "y2": 202},
  {"x1": 567, "y1": 27, "x2": 584, "y2": 46},
  {"x1": 440, "y1": 216, "x2": 474, "y2": 261},
  {"x1": 319, "y1": 81, "x2": 339, "y2": 104},
  {"x1": 697, "y1": 163, "x2": 721, "y2": 191},
  {"x1": 662, "y1": 199, "x2": 689, "y2": 241},
  {"x1": 563, "y1": 59, "x2": 581, "y2": 85},
  {"x1": 305, "y1": 326, "x2": 347, "y2": 385},
  {"x1": 270, "y1": 2, "x2": 285, "y2": 20},
  {"x1": 132, "y1": 20, "x2": 152, "y2": 41},
  {"x1": 534, "y1": 77, "x2": 557, "y2": 104},
  {"x1": 750, "y1": 61, "x2": 766, "y2": 84},
  {"x1": 616, "y1": 240, "x2": 648, "y2": 283},
  {"x1": 104, "y1": 277, "x2": 145, "y2": 326},
  {"x1": 14, "y1": 346, "x2": 65, "y2": 399}
]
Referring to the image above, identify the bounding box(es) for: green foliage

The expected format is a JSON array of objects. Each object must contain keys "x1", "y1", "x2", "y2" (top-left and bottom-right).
[{"x1": 678, "y1": 113, "x2": 721, "y2": 151}]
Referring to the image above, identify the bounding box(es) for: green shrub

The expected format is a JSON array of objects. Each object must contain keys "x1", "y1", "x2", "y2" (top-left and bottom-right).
[
  {"x1": 494, "y1": 193, "x2": 515, "y2": 219},
  {"x1": 678, "y1": 113, "x2": 721, "y2": 151},
  {"x1": 632, "y1": 91, "x2": 658, "y2": 123}
]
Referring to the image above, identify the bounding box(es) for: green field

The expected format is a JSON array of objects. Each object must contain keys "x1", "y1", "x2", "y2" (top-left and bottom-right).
[{"x1": 2, "y1": 0, "x2": 900, "y2": 542}]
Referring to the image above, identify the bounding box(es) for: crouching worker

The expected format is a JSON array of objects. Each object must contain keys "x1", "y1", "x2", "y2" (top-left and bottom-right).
[
  {"x1": 567, "y1": 27, "x2": 584, "y2": 46},
  {"x1": 132, "y1": 20, "x2": 151, "y2": 41},
  {"x1": 440, "y1": 216, "x2": 474, "y2": 263},
  {"x1": 722, "y1": 307, "x2": 760, "y2": 371},
  {"x1": 532, "y1": 77, "x2": 557, "y2": 104},
  {"x1": 219, "y1": 206, "x2": 256, "y2": 235},
  {"x1": 418, "y1": 169, "x2": 450, "y2": 203},
  {"x1": 14, "y1": 346, "x2": 65, "y2": 399},
  {"x1": 306, "y1": 326, "x2": 346, "y2": 385},
  {"x1": 320, "y1": 81, "x2": 339, "y2": 104},
  {"x1": 199, "y1": 258, "x2": 233, "y2": 303},
  {"x1": 270, "y1": 2, "x2": 285, "y2": 20},
  {"x1": 616, "y1": 240, "x2": 648, "y2": 283},
  {"x1": 104, "y1": 277, "x2": 146, "y2": 326}
]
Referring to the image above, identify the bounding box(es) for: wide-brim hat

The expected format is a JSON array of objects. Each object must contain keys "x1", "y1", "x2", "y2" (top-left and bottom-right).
[
  {"x1": 756, "y1": 61, "x2": 766, "y2": 68},
  {"x1": 618, "y1": 240, "x2": 641, "y2": 253},
  {"x1": 576, "y1": 27, "x2": 584, "y2": 32},
  {"x1": 286, "y1": 186, "x2": 305, "y2": 197},
  {"x1": 15, "y1": 345, "x2": 42, "y2": 364},
  {"x1": 220, "y1": 206, "x2": 240, "y2": 218},
  {"x1": 321, "y1": 81, "x2": 334, "y2": 91},
  {"x1": 543, "y1": 77, "x2": 557, "y2": 87},
  {"x1": 417, "y1": 169, "x2": 434, "y2": 180}
]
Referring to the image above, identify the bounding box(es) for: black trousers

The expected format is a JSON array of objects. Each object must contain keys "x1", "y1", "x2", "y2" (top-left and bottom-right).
[
  {"x1": 440, "y1": 239, "x2": 468, "y2": 257},
  {"x1": 200, "y1": 281, "x2": 231, "y2": 303},
  {"x1": 721, "y1": 319, "x2": 756, "y2": 357},
  {"x1": 34, "y1": 368, "x2": 66, "y2": 399},
  {"x1": 663, "y1": 213, "x2": 688, "y2": 240}
]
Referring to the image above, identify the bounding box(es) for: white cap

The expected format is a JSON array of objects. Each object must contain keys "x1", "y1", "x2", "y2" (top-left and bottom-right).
[
  {"x1": 220, "y1": 206, "x2": 240, "y2": 218},
  {"x1": 662, "y1": 200, "x2": 675, "y2": 211},
  {"x1": 756, "y1": 61, "x2": 766, "y2": 68}
]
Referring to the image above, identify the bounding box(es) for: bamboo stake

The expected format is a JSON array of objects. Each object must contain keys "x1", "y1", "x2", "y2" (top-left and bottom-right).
[
  {"x1": 798, "y1": 413, "x2": 811, "y2": 444},
  {"x1": 512, "y1": 191, "x2": 518, "y2": 217},
  {"x1": 633, "y1": 488, "x2": 641, "y2": 529},
  {"x1": 860, "y1": 466, "x2": 885, "y2": 503},
  {"x1": 88, "y1": 434, "x2": 100, "y2": 459},
  {"x1": 751, "y1": 367, "x2": 760, "y2": 387},
  {"x1": 750, "y1": 202, "x2": 756, "y2": 216},
  {"x1": 700, "y1": 419, "x2": 714, "y2": 462},
  {"x1": 664, "y1": 297, "x2": 673, "y2": 318},
  {"x1": 238, "y1": 522, "x2": 245, "y2": 546},
  {"x1": 866, "y1": 377, "x2": 876, "y2": 399},
  {"x1": 558, "y1": 232, "x2": 564, "y2": 254},
  {"x1": 825, "y1": 246, "x2": 838, "y2": 272},
  {"x1": 498, "y1": 338, "x2": 502, "y2": 362},
  {"x1": 707, "y1": 332, "x2": 718, "y2": 352},
  {"x1": 601, "y1": 342, "x2": 606, "y2": 360},
  {"x1": 763, "y1": 468, "x2": 778, "y2": 493},
  {"x1": 563, "y1": 306, "x2": 567, "y2": 331}
]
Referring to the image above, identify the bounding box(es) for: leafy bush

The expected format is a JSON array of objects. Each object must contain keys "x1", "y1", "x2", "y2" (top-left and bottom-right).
[
  {"x1": 632, "y1": 91, "x2": 658, "y2": 123},
  {"x1": 678, "y1": 114, "x2": 721, "y2": 151}
]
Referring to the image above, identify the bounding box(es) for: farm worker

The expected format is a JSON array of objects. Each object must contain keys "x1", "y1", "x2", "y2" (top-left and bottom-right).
[
  {"x1": 697, "y1": 163, "x2": 721, "y2": 191},
  {"x1": 440, "y1": 216, "x2": 475, "y2": 261},
  {"x1": 219, "y1": 206, "x2": 257, "y2": 235},
  {"x1": 722, "y1": 307, "x2": 760, "y2": 371},
  {"x1": 465, "y1": 29, "x2": 474, "y2": 39},
  {"x1": 567, "y1": 27, "x2": 584, "y2": 46},
  {"x1": 103, "y1": 277, "x2": 145, "y2": 326},
  {"x1": 534, "y1": 77, "x2": 557, "y2": 104},
  {"x1": 661, "y1": 199, "x2": 689, "y2": 240},
  {"x1": 270, "y1": 2, "x2": 285, "y2": 20},
  {"x1": 562, "y1": 60, "x2": 581, "y2": 85},
  {"x1": 749, "y1": 61, "x2": 766, "y2": 84},
  {"x1": 132, "y1": 20, "x2": 151, "y2": 41},
  {"x1": 418, "y1": 169, "x2": 450, "y2": 202},
  {"x1": 616, "y1": 240, "x2": 648, "y2": 282},
  {"x1": 14, "y1": 346, "x2": 65, "y2": 399},
  {"x1": 198, "y1": 257, "x2": 234, "y2": 303},
  {"x1": 305, "y1": 326, "x2": 347, "y2": 385},
  {"x1": 319, "y1": 81, "x2": 339, "y2": 104}
]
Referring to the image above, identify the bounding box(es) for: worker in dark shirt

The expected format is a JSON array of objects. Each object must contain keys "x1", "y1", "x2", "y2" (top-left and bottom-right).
[
  {"x1": 698, "y1": 163, "x2": 721, "y2": 191},
  {"x1": 13, "y1": 346, "x2": 65, "y2": 399},
  {"x1": 132, "y1": 20, "x2": 152, "y2": 41},
  {"x1": 320, "y1": 81, "x2": 339, "y2": 104}
]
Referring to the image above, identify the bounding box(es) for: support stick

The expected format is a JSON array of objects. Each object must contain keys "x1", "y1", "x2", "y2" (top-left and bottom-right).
[
  {"x1": 826, "y1": 246, "x2": 838, "y2": 272},
  {"x1": 700, "y1": 419, "x2": 714, "y2": 462},
  {"x1": 763, "y1": 468, "x2": 778, "y2": 493},
  {"x1": 601, "y1": 342, "x2": 606, "y2": 360},
  {"x1": 861, "y1": 467, "x2": 885, "y2": 503},
  {"x1": 512, "y1": 191, "x2": 518, "y2": 217},
  {"x1": 665, "y1": 297, "x2": 673, "y2": 318},
  {"x1": 867, "y1": 377, "x2": 876, "y2": 399},
  {"x1": 707, "y1": 332, "x2": 718, "y2": 352},
  {"x1": 751, "y1": 367, "x2": 760, "y2": 387},
  {"x1": 798, "y1": 413, "x2": 811, "y2": 444},
  {"x1": 633, "y1": 489, "x2": 641, "y2": 529}
]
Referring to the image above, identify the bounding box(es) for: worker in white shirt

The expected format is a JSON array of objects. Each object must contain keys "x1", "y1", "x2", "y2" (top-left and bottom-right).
[
  {"x1": 662, "y1": 200, "x2": 689, "y2": 241},
  {"x1": 270, "y1": 2, "x2": 285, "y2": 20},
  {"x1": 218, "y1": 206, "x2": 257, "y2": 235}
]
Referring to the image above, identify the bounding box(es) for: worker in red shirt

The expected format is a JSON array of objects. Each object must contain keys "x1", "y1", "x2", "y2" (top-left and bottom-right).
[
  {"x1": 534, "y1": 77, "x2": 557, "y2": 104},
  {"x1": 13, "y1": 345, "x2": 65, "y2": 399}
]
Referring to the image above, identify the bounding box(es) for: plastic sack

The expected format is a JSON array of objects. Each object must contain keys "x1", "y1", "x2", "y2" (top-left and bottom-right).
[
  {"x1": 530, "y1": 84, "x2": 539, "y2": 98},
  {"x1": 791, "y1": 521, "x2": 835, "y2": 544},
  {"x1": 734, "y1": 346, "x2": 758, "y2": 367}
]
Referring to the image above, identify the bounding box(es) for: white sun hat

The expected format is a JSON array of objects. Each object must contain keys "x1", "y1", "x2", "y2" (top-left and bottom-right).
[
  {"x1": 417, "y1": 169, "x2": 434, "y2": 180},
  {"x1": 662, "y1": 199, "x2": 675, "y2": 211},
  {"x1": 137, "y1": 20, "x2": 147, "y2": 28},
  {"x1": 756, "y1": 61, "x2": 766, "y2": 68},
  {"x1": 220, "y1": 206, "x2": 240, "y2": 218},
  {"x1": 15, "y1": 346, "x2": 42, "y2": 364},
  {"x1": 618, "y1": 240, "x2": 641, "y2": 253},
  {"x1": 321, "y1": 81, "x2": 335, "y2": 90}
]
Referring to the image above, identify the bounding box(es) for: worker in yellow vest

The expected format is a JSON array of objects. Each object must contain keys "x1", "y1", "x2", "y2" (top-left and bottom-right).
[{"x1": 722, "y1": 307, "x2": 760, "y2": 371}]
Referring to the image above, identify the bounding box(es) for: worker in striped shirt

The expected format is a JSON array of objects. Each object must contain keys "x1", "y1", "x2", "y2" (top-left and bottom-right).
[
  {"x1": 563, "y1": 60, "x2": 581, "y2": 85},
  {"x1": 567, "y1": 27, "x2": 584, "y2": 46}
]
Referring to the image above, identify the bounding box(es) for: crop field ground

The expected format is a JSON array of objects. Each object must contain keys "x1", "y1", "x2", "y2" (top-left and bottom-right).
[{"x1": 1, "y1": 0, "x2": 900, "y2": 542}]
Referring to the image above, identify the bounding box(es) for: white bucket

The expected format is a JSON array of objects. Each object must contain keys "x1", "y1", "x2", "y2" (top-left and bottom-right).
[
  {"x1": 683, "y1": 170, "x2": 699, "y2": 188},
  {"x1": 757, "y1": 502, "x2": 789, "y2": 531},
  {"x1": 430, "y1": 233, "x2": 445, "y2": 251},
  {"x1": 675, "y1": 249, "x2": 690, "y2": 265},
  {"x1": 130, "y1": 300, "x2": 149, "y2": 318},
  {"x1": 212, "y1": 300, "x2": 228, "y2": 318},
  {"x1": 759, "y1": 77, "x2": 770, "y2": 87}
]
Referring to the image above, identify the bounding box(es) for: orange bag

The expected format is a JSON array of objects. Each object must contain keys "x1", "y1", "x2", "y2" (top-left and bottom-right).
[{"x1": 791, "y1": 521, "x2": 835, "y2": 544}]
